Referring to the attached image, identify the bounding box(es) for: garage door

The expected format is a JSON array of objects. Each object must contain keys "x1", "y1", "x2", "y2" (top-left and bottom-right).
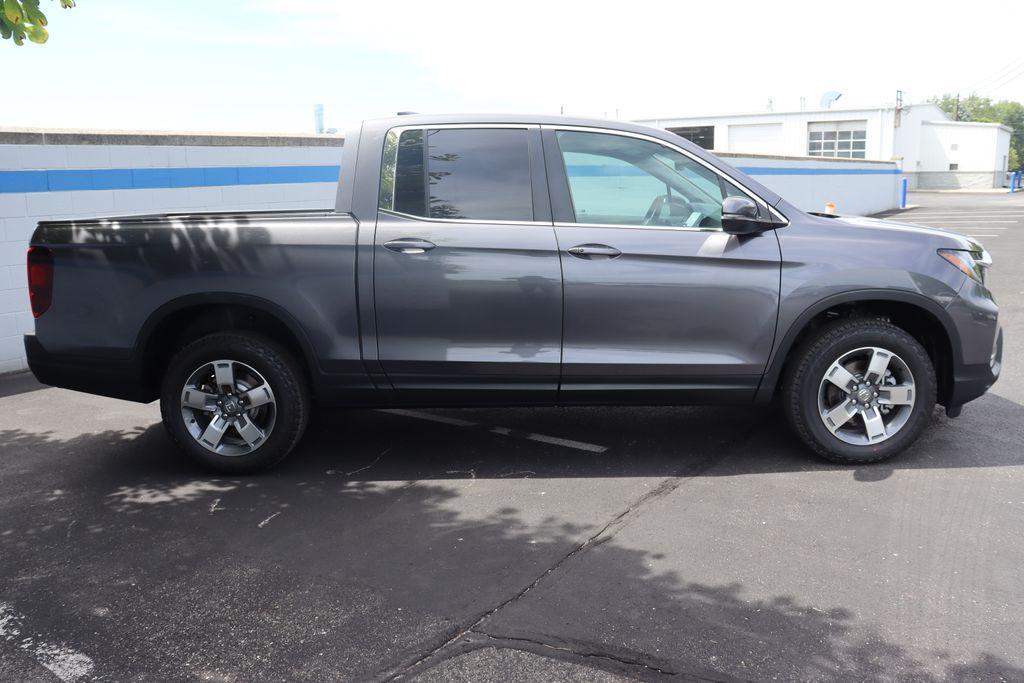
[{"x1": 727, "y1": 123, "x2": 783, "y2": 155}]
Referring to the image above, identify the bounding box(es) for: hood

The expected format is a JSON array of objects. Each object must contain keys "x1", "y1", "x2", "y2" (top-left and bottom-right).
[{"x1": 828, "y1": 214, "x2": 984, "y2": 253}]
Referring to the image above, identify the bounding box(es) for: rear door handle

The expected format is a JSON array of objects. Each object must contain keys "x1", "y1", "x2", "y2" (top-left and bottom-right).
[
  {"x1": 383, "y1": 238, "x2": 436, "y2": 254},
  {"x1": 567, "y1": 243, "x2": 621, "y2": 259}
]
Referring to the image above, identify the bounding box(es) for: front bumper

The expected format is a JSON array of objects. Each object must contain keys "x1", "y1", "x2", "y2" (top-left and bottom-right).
[
  {"x1": 24, "y1": 335, "x2": 151, "y2": 402},
  {"x1": 948, "y1": 325, "x2": 1002, "y2": 409}
]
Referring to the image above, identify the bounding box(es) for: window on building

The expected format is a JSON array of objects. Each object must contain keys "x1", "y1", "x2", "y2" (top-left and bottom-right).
[
  {"x1": 807, "y1": 120, "x2": 867, "y2": 159},
  {"x1": 949, "y1": 163, "x2": 959, "y2": 171},
  {"x1": 667, "y1": 125, "x2": 715, "y2": 150},
  {"x1": 555, "y1": 130, "x2": 728, "y2": 229},
  {"x1": 384, "y1": 127, "x2": 534, "y2": 221}
]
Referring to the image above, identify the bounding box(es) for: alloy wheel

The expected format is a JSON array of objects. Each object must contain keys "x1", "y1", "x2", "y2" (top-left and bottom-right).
[
  {"x1": 179, "y1": 359, "x2": 277, "y2": 456},
  {"x1": 817, "y1": 346, "x2": 916, "y2": 446}
]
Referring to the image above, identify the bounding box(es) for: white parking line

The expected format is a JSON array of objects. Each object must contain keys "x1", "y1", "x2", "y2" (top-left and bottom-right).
[
  {"x1": 906, "y1": 224, "x2": 1011, "y2": 229},
  {"x1": 493, "y1": 426, "x2": 608, "y2": 453},
  {"x1": 899, "y1": 213, "x2": 1024, "y2": 218},
  {"x1": 379, "y1": 409, "x2": 477, "y2": 428},
  {"x1": 921, "y1": 228, "x2": 1007, "y2": 233},
  {"x1": 898, "y1": 218, "x2": 1023, "y2": 223},
  {"x1": 906, "y1": 220, "x2": 1019, "y2": 224},
  {"x1": 381, "y1": 408, "x2": 607, "y2": 453},
  {"x1": 0, "y1": 602, "x2": 94, "y2": 682}
]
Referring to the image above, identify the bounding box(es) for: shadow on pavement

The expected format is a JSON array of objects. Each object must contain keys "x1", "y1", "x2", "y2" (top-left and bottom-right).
[
  {"x1": 5, "y1": 393, "x2": 1024, "y2": 485},
  {"x1": 0, "y1": 371, "x2": 48, "y2": 399},
  {"x1": 1, "y1": 392, "x2": 1023, "y2": 679}
]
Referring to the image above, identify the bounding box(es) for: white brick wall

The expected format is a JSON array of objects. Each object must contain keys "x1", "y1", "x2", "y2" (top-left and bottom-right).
[{"x1": 0, "y1": 133, "x2": 341, "y2": 373}]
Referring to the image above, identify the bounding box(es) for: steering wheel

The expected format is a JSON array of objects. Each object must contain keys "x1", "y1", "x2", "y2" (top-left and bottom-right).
[{"x1": 642, "y1": 194, "x2": 693, "y2": 226}]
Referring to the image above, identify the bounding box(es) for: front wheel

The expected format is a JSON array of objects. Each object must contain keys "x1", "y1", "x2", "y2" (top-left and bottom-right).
[
  {"x1": 783, "y1": 318, "x2": 937, "y2": 464},
  {"x1": 160, "y1": 333, "x2": 309, "y2": 473}
]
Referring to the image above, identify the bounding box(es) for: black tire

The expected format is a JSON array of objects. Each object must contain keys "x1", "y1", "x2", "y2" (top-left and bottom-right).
[
  {"x1": 783, "y1": 318, "x2": 936, "y2": 464},
  {"x1": 159, "y1": 333, "x2": 309, "y2": 473}
]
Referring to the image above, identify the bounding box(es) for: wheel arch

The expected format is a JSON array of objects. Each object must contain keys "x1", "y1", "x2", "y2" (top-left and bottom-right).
[
  {"x1": 135, "y1": 293, "x2": 320, "y2": 402},
  {"x1": 758, "y1": 290, "x2": 961, "y2": 406}
]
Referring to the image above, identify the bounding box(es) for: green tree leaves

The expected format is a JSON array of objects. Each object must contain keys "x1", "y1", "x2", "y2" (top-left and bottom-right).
[{"x1": 1, "y1": 0, "x2": 74, "y2": 46}]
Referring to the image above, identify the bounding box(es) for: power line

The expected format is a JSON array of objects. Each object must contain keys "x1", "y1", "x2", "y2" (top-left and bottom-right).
[
  {"x1": 965, "y1": 57, "x2": 1024, "y2": 93},
  {"x1": 979, "y1": 63, "x2": 1024, "y2": 95}
]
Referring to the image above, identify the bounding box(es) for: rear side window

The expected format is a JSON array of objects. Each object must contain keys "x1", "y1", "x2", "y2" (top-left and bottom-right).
[
  {"x1": 381, "y1": 128, "x2": 533, "y2": 222},
  {"x1": 393, "y1": 129, "x2": 426, "y2": 217}
]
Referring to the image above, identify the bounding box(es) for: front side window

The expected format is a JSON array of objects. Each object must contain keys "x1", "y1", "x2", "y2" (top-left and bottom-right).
[
  {"x1": 556, "y1": 130, "x2": 729, "y2": 229},
  {"x1": 381, "y1": 127, "x2": 533, "y2": 222}
]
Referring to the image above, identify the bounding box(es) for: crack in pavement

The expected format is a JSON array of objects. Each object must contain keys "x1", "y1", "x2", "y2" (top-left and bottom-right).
[
  {"x1": 327, "y1": 447, "x2": 392, "y2": 477},
  {"x1": 377, "y1": 416, "x2": 770, "y2": 681},
  {"x1": 467, "y1": 630, "x2": 682, "y2": 678},
  {"x1": 466, "y1": 631, "x2": 755, "y2": 682}
]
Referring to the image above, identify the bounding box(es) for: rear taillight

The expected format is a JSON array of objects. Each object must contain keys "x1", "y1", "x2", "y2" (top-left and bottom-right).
[{"x1": 27, "y1": 246, "x2": 54, "y2": 318}]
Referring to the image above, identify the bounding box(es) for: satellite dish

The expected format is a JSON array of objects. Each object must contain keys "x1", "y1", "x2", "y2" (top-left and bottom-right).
[{"x1": 820, "y1": 91, "x2": 843, "y2": 109}]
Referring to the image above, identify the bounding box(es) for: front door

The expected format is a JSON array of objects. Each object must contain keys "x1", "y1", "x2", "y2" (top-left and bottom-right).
[
  {"x1": 544, "y1": 128, "x2": 782, "y2": 403},
  {"x1": 373, "y1": 125, "x2": 562, "y2": 404}
]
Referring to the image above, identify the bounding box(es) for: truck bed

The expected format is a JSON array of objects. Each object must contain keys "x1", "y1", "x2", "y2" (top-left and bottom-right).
[
  {"x1": 35, "y1": 207, "x2": 338, "y2": 229},
  {"x1": 28, "y1": 208, "x2": 362, "y2": 401}
]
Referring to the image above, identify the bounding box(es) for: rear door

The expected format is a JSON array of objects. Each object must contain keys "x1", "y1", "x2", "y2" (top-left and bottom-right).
[
  {"x1": 544, "y1": 127, "x2": 782, "y2": 403},
  {"x1": 373, "y1": 125, "x2": 562, "y2": 404}
]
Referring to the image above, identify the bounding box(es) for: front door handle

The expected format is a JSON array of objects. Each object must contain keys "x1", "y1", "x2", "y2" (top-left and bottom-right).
[
  {"x1": 567, "y1": 243, "x2": 621, "y2": 259},
  {"x1": 384, "y1": 238, "x2": 436, "y2": 254}
]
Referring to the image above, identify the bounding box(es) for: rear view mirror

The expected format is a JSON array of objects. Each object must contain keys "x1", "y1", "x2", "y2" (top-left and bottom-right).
[{"x1": 721, "y1": 196, "x2": 774, "y2": 235}]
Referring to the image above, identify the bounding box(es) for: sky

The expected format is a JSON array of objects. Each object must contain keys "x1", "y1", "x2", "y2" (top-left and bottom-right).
[{"x1": 4, "y1": 0, "x2": 1024, "y2": 135}]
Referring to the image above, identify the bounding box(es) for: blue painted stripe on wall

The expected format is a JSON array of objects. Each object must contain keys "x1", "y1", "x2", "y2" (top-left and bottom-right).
[
  {"x1": 0, "y1": 164, "x2": 341, "y2": 194},
  {"x1": 566, "y1": 164, "x2": 647, "y2": 177},
  {"x1": 0, "y1": 161, "x2": 899, "y2": 194},
  {"x1": 566, "y1": 163, "x2": 899, "y2": 178},
  {"x1": 736, "y1": 166, "x2": 901, "y2": 176}
]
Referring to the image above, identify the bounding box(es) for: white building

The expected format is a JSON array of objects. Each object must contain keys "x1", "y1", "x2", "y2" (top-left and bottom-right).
[
  {"x1": 0, "y1": 129, "x2": 342, "y2": 375},
  {"x1": 637, "y1": 103, "x2": 1012, "y2": 189}
]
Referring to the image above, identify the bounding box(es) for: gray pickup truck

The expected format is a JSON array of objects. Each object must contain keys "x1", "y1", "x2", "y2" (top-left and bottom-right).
[{"x1": 24, "y1": 114, "x2": 1002, "y2": 472}]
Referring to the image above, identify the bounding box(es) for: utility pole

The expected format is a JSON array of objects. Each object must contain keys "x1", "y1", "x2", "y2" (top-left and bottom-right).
[{"x1": 954, "y1": 93, "x2": 960, "y2": 121}]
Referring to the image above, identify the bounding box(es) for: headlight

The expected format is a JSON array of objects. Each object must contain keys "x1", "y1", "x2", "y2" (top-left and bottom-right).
[{"x1": 938, "y1": 247, "x2": 991, "y2": 286}]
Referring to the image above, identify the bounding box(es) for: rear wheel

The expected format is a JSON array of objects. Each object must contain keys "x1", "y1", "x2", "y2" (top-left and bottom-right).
[
  {"x1": 160, "y1": 333, "x2": 309, "y2": 473},
  {"x1": 783, "y1": 318, "x2": 936, "y2": 464}
]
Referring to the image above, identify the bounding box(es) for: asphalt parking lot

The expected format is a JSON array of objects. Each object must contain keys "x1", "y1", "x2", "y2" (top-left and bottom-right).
[{"x1": 2, "y1": 191, "x2": 1024, "y2": 682}]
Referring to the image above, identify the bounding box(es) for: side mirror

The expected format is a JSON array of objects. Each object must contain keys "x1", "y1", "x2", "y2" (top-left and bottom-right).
[{"x1": 721, "y1": 196, "x2": 774, "y2": 235}]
